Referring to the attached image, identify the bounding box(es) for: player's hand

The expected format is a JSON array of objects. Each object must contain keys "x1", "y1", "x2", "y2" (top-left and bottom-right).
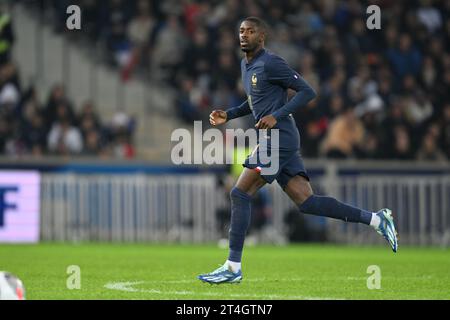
[
  {"x1": 209, "y1": 110, "x2": 227, "y2": 126},
  {"x1": 255, "y1": 115, "x2": 277, "y2": 129}
]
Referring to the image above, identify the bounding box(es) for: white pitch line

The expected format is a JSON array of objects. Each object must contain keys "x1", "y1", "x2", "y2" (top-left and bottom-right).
[
  {"x1": 104, "y1": 280, "x2": 343, "y2": 300},
  {"x1": 346, "y1": 276, "x2": 433, "y2": 280},
  {"x1": 110, "y1": 278, "x2": 308, "y2": 285}
]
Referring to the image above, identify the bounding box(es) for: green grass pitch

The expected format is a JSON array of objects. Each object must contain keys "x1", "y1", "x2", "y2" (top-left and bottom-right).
[{"x1": 0, "y1": 243, "x2": 449, "y2": 300}]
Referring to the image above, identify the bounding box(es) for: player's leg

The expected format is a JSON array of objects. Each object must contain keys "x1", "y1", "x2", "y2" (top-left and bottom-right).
[
  {"x1": 198, "y1": 168, "x2": 266, "y2": 284},
  {"x1": 227, "y1": 168, "x2": 266, "y2": 267},
  {"x1": 282, "y1": 175, "x2": 398, "y2": 252},
  {"x1": 283, "y1": 175, "x2": 374, "y2": 224}
]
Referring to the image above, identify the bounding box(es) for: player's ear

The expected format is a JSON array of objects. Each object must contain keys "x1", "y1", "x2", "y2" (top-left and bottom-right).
[{"x1": 259, "y1": 32, "x2": 265, "y2": 44}]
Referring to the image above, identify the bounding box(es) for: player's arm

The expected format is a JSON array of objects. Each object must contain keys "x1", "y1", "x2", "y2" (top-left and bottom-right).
[
  {"x1": 265, "y1": 56, "x2": 317, "y2": 123},
  {"x1": 209, "y1": 100, "x2": 251, "y2": 126}
]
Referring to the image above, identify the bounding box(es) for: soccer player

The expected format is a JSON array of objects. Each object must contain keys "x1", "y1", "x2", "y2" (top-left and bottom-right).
[{"x1": 198, "y1": 17, "x2": 398, "y2": 284}]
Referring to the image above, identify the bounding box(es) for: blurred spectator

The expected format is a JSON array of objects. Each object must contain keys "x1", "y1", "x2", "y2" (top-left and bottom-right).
[
  {"x1": 356, "y1": 133, "x2": 383, "y2": 159},
  {"x1": 390, "y1": 125, "x2": 414, "y2": 160},
  {"x1": 47, "y1": 117, "x2": 84, "y2": 155},
  {"x1": 416, "y1": 132, "x2": 447, "y2": 161},
  {"x1": 151, "y1": 14, "x2": 187, "y2": 82},
  {"x1": 23, "y1": 113, "x2": 47, "y2": 156},
  {"x1": 298, "y1": 50, "x2": 319, "y2": 93},
  {"x1": 416, "y1": 0, "x2": 443, "y2": 34},
  {"x1": 386, "y1": 34, "x2": 422, "y2": 79},
  {"x1": 128, "y1": 0, "x2": 156, "y2": 48},
  {"x1": 0, "y1": 82, "x2": 19, "y2": 108},
  {"x1": 301, "y1": 117, "x2": 326, "y2": 157},
  {"x1": 404, "y1": 90, "x2": 433, "y2": 127},
  {"x1": 420, "y1": 55, "x2": 437, "y2": 91},
  {"x1": 78, "y1": 101, "x2": 102, "y2": 136},
  {"x1": 112, "y1": 128, "x2": 135, "y2": 159},
  {"x1": 182, "y1": 27, "x2": 212, "y2": 78},
  {"x1": 176, "y1": 75, "x2": 207, "y2": 123},
  {"x1": 0, "y1": 62, "x2": 20, "y2": 115},
  {"x1": 101, "y1": 0, "x2": 132, "y2": 67},
  {"x1": 212, "y1": 50, "x2": 239, "y2": 90},
  {"x1": 355, "y1": 94, "x2": 384, "y2": 121},
  {"x1": 122, "y1": 0, "x2": 157, "y2": 80},
  {"x1": 107, "y1": 110, "x2": 136, "y2": 159},
  {"x1": 321, "y1": 107, "x2": 365, "y2": 159},
  {"x1": 44, "y1": 85, "x2": 76, "y2": 128},
  {"x1": 82, "y1": 129, "x2": 102, "y2": 156},
  {"x1": 348, "y1": 65, "x2": 378, "y2": 104},
  {"x1": 268, "y1": 25, "x2": 300, "y2": 69}
]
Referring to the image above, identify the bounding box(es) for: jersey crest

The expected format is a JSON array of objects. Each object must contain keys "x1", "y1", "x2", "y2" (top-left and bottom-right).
[{"x1": 251, "y1": 73, "x2": 258, "y2": 87}]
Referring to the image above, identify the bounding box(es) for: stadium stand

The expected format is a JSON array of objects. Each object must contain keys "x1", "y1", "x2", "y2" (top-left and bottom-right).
[{"x1": 2, "y1": 0, "x2": 449, "y2": 162}]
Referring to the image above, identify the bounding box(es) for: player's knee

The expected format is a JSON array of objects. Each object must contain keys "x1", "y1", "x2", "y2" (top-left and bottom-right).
[
  {"x1": 295, "y1": 188, "x2": 313, "y2": 205},
  {"x1": 298, "y1": 191, "x2": 314, "y2": 206},
  {"x1": 230, "y1": 187, "x2": 252, "y2": 202},
  {"x1": 287, "y1": 182, "x2": 313, "y2": 205},
  {"x1": 230, "y1": 187, "x2": 239, "y2": 200}
]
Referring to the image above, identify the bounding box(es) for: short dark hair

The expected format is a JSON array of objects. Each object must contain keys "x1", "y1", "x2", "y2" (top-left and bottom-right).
[{"x1": 242, "y1": 16, "x2": 268, "y2": 34}]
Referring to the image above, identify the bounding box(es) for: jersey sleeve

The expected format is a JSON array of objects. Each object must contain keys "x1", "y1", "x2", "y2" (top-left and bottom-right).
[
  {"x1": 266, "y1": 56, "x2": 317, "y2": 120},
  {"x1": 265, "y1": 56, "x2": 307, "y2": 91},
  {"x1": 226, "y1": 100, "x2": 252, "y2": 121}
]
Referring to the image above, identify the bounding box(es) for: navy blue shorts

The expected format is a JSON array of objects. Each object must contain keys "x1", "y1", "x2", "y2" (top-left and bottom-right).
[{"x1": 243, "y1": 148, "x2": 310, "y2": 190}]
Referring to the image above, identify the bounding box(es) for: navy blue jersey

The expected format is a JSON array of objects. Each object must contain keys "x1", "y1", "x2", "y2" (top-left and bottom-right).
[{"x1": 226, "y1": 48, "x2": 316, "y2": 151}]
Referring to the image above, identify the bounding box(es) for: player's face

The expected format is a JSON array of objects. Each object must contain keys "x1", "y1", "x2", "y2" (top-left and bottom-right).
[{"x1": 239, "y1": 21, "x2": 264, "y2": 53}]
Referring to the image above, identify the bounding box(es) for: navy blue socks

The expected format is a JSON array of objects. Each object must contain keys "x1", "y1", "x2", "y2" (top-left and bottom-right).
[
  {"x1": 299, "y1": 195, "x2": 372, "y2": 225},
  {"x1": 228, "y1": 187, "x2": 252, "y2": 263},
  {"x1": 227, "y1": 191, "x2": 372, "y2": 264}
]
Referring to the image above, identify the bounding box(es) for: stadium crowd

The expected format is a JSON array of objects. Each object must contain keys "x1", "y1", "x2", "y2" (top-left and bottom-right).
[
  {"x1": 8, "y1": 0, "x2": 450, "y2": 161},
  {"x1": 0, "y1": 69, "x2": 136, "y2": 159},
  {"x1": 172, "y1": 0, "x2": 449, "y2": 161},
  {"x1": 0, "y1": 3, "x2": 136, "y2": 158},
  {"x1": 169, "y1": 0, "x2": 450, "y2": 161}
]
